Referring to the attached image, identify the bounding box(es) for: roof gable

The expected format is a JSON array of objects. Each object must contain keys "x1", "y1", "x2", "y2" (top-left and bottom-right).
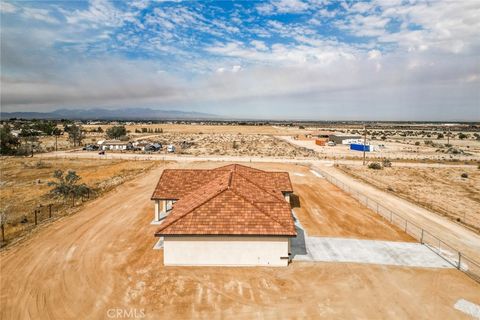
[{"x1": 154, "y1": 165, "x2": 296, "y2": 236}]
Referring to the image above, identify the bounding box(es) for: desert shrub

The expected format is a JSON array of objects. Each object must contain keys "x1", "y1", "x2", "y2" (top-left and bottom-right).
[
  {"x1": 437, "y1": 133, "x2": 444, "y2": 139},
  {"x1": 106, "y1": 126, "x2": 127, "y2": 139},
  {"x1": 368, "y1": 162, "x2": 382, "y2": 170},
  {"x1": 415, "y1": 141, "x2": 420, "y2": 146},
  {"x1": 382, "y1": 159, "x2": 392, "y2": 167},
  {"x1": 48, "y1": 170, "x2": 91, "y2": 199},
  {"x1": 458, "y1": 133, "x2": 467, "y2": 140},
  {"x1": 35, "y1": 160, "x2": 51, "y2": 169},
  {"x1": 424, "y1": 140, "x2": 433, "y2": 146},
  {"x1": 461, "y1": 173, "x2": 468, "y2": 178}
]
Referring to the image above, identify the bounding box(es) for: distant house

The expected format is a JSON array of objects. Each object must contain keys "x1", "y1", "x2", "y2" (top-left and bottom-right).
[
  {"x1": 295, "y1": 131, "x2": 334, "y2": 141},
  {"x1": 98, "y1": 140, "x2": 132, "y2": 150},
  {"x1": 151, "y1": 164, "x2": 296, "y2": 267},
  {"x1": 329, "y1": 134, "x2": 363, "y2": 144},
  {"x1": 133, "y1": 142, "x2": 149, "y2": 151}
]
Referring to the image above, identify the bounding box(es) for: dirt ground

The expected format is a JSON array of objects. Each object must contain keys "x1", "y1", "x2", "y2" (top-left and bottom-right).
[
  {"x1": 280, "y1": 135, "x2": 480, "y2": 163},
  {"x1": 338, "y1": 165, "x2": 480, "y2": 231},
  {"x1": 287, "y1": 165, "x2": 413, "y2": 241},
  {"x1": 0, "y1": 157, "x2": 157, "y2": 240},
  {"x1": 132, "y1": 133, "x2": 317, "y2": 158},
  {"x1": 1, "y1": 161, "x2": 479, "y2": 319},
  {"x1": 83, "y1": 123, "x2": 303, "y2": 135}
]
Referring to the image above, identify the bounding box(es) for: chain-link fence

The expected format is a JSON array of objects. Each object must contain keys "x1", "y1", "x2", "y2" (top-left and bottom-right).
[
  {"x1": 314, "y1": 167, "x2": 480, "y2": 283},
  {"x1": 338, "y1": 168, "x2": 480, "y2": 231}
]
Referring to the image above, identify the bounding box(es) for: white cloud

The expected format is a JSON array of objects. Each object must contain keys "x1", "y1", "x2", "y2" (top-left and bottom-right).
[
  {"x1": 1, "y1": 0, "x2": 479, "y2": 120},
  {"x1": 368, "y1": 49, "x2": 381, "y2": 59},
  {"x1": 22, "y1": 7, "x2": 59, "y2": 24},
  {"x1": 257, "y1": 0, "x2": 309, "y2": 15},
  {"x1": 64, "y1": 0, "x2": 131, "y2": 28},
  {"x1": 251, "y1": 40, "x2": 268, "y2": 51},
  {"x1": 1, "y1": 2, "x2": 17, "y2": 13}
]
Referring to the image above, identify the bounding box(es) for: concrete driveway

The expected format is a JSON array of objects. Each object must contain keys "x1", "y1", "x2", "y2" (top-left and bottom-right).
[{"x1": 291, "y1": 212, "x2": 453, "y2": 269}]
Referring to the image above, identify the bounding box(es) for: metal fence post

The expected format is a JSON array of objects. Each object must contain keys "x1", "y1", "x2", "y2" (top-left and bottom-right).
[
  {"x1": 420, "y1": 229, "x2": 424, "y2": 244},
  {"x1": 34, "y1": 210, "x2": 38, "y2": 225},
  {"x1": 458, "y1": 252, "x2": 462, "y2": 270},
  {"x1": 49, "y1": 204, "x2": 52, "y2": 219}
]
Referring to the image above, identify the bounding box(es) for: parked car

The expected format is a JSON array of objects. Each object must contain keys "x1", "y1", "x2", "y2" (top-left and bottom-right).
[
  {"x1": 167, "y1": 145, "x2": 175, "y2": 153},
  {"x1": 98, "y1": 150, "x2": 105, "y2": 155},
  {"x1": 85, "y1": 144, "x2": 99, "y2": 151}
]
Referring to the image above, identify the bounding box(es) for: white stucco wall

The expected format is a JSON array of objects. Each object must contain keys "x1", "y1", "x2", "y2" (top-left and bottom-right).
[{"x1": 163, "y1": 236, "x2": 290, "y2": 267}]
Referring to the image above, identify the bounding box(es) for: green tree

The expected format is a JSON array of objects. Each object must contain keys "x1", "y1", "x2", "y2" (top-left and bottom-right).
[
  {"x1": 0, "y1": 125, "x2": 20, "y2": 155},
  {"x1": 48, "y1": 170, "x2": 91, "y2": 199},
  {"x1": 106, "y1": 126, "x2": 127, "y2": 139},
  {"x1": 64, "y1": 124, "x2": 84, "y2": 147},
  {"x1": 32, "y1": 120, "x2": 57, "y2": 135}
]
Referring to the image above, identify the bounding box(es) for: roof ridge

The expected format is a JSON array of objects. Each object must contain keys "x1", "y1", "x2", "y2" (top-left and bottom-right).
[
  {"x1": 150, "y1": 169, "x2": 167, "y2": 200},
  {"x1": 234, "y1": 171, "x2": 285, "y2": 202},
  {"x1": 155, "y1": 173, "x2": 230, "y2": 233},
  {"x1": 230, "y1": 187, "x2": 290, "y2": 230},
  {"x1": 215, "y1": 163, "x2": 264, "y2": 172}
]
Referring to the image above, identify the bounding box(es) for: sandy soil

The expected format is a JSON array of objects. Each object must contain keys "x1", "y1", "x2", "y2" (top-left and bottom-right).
[
  {"x1": 288, "y1": 166, "x2": 413, "y2": 241},
  {"x1": 1, "y1": 161, "x2": 479, "y2": 319},
  {"x1": 82, "y1": 124, "x2": 304, "y2": 135},
  {"x1": 280, "y1": 136, "x2": 480, "y2": 162},
  {"x1": 317, "y1": 164, "x2": 480, "y2": 262},
  {"x1": 0, "y1": 157, "x2": 157, "y2": 240},
  {"x1": 132, "y1": 133, "x2": 317, "y2": 158},
  {"x1": 338, "y1": 165, "x2": 480, "y2": 230}
]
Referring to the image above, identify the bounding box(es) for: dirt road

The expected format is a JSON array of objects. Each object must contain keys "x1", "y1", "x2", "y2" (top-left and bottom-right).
[
  {"x1": 39, "y1": 150, "x2": 478, "y2": 168},
  {"x1": 315, "y1": 164, "x2": 480, "y2": 261},
  {"x1": 1, "y1": 161, "x2": 479, "y2": 319}
]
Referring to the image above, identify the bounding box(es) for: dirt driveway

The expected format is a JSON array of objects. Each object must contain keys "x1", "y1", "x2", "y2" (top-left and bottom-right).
[{"x1": 1, "y1": 161, "x2": 479, "y2": 319}]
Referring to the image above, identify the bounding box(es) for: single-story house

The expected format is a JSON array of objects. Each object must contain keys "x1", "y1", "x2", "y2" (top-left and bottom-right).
[
  {"x1": 98, "y1": 140, "x2": 132, "y2": 150},
  {"x1": 151, "y1": 164, "x2": 296, "y2": 267},
  {"x1": 329, "y1": 134, "x2": 362, "y2": 144}
]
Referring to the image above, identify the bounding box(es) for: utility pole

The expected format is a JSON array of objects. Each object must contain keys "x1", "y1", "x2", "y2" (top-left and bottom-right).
[
  {"x1": 363, "y1": 124, "x2": 367, "y2": 165},
  {"x1": 447, "y1": 126, "x2": 450, "y2": 145}
]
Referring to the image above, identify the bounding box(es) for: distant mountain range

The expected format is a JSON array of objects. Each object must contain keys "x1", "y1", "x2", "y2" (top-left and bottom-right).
[{"x1": 0, "y1": 108, "x2": 218, "y2": 120}]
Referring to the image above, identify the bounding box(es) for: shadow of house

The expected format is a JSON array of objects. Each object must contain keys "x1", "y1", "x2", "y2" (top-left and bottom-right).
[{"x1": 290, "y1": 214, "x2": 307, "y2": 258}]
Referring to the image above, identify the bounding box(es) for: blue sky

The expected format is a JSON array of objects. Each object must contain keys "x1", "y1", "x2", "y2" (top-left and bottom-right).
[{"x1": 1, "y1": 0, "x2": 479, "y2": 120}]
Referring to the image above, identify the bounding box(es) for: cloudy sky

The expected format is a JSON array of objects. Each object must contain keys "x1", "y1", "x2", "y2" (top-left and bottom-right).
[{"x1": 1, "y1": 0, "x2": 479, "y2": 120}]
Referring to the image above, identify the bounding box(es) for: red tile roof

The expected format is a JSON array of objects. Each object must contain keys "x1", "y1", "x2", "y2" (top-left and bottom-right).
[
  {"x1": 151, "y1": 164, "x2": 293, "y2": 200},
  {"x1": 154, "y1": 164, "x2": 296, "y2": 236}
]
